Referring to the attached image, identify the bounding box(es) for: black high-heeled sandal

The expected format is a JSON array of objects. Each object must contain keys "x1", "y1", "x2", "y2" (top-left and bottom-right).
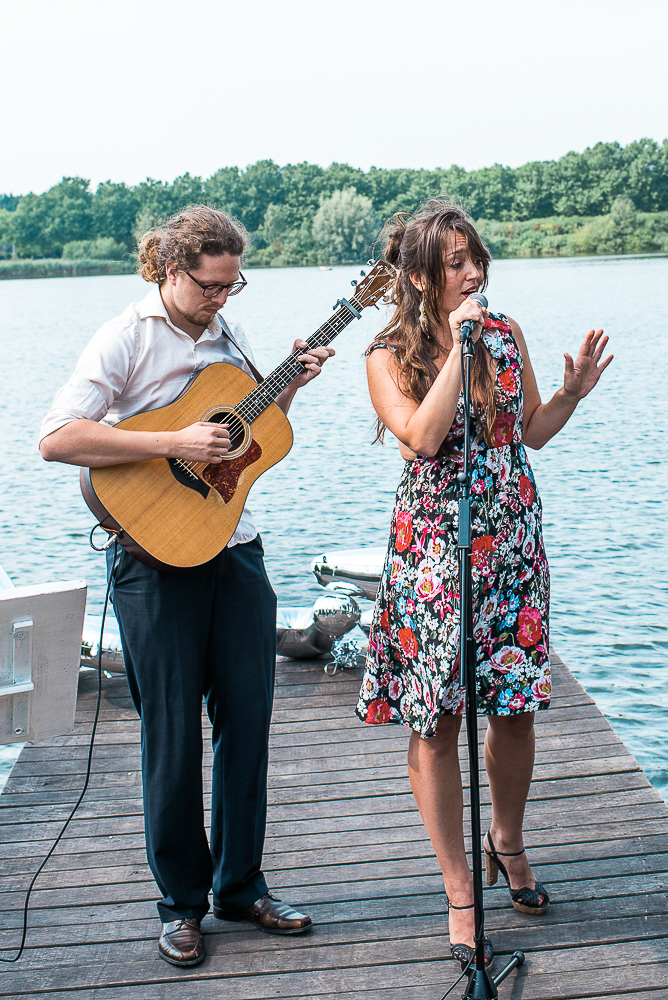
[
  {"x1": 448, "y1": 902, "x2": 494, "y2": 971},
  {"x1": 483, "y1": 830, "x2": 550, "y2": 914}
]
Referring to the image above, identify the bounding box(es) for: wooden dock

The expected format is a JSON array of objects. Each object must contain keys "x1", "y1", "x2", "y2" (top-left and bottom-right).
[{"x1": 1, "y1": 649, "x2": 668, "y2": 999}]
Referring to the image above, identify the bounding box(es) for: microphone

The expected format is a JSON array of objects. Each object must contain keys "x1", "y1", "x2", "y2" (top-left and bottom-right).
[{"x1": 459, "y1": 292, "x2": 488, "y2": 341}]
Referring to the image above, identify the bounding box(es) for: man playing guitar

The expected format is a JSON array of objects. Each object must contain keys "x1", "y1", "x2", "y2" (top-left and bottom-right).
[{"x1": 39, "y1": 205, "x2": 334, "y2": 966}]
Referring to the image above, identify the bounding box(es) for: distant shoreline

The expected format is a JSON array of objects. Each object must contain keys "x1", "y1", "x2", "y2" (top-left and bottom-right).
[
  {"x1": 0, "y1": 259, "x2": 136, "y2": 280},
  {"x1": 1, "y1": 250, "x2": 667, "y2": 281}
]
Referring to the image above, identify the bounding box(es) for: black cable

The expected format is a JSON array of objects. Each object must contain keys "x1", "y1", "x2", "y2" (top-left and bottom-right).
[
  {"x1": 441, "y1": 958, "x2": 473, "y2": 999},
  {"x1": 0, "y1": 540, "x2": 117, "y2": 963}
]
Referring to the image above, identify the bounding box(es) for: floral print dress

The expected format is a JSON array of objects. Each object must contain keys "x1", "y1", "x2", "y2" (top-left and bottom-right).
[{"x1": 356, "y1": 314, "x2": 551, "y2": 738}]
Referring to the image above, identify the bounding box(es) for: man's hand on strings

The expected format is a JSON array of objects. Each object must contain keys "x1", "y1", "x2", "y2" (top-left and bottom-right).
[
  {"x1": 291, "y1": 340, "x2": 336, "y2": 388},
  {"x1": 170, "y1": 422, "x2": 231, "y2": 463}
]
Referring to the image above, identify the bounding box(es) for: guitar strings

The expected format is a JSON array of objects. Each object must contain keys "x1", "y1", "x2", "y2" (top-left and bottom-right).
[
  {"x1": 175, "y1": 299, "x2": 362, "y2": 473},
  {"x1": 239, "y1": 299, "x2": 362, "y2": 420},
  {"x1": 174, "y1": 273, "x2": 389, "y2": 474}
]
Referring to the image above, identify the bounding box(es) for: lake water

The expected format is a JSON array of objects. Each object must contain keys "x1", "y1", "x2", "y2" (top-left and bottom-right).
[{"x1": 0, "y1": 256, "x2": 666, "y2": 798}]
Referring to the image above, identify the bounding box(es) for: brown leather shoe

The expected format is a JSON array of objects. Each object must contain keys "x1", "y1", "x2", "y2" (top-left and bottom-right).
[
  {"x1": 158, "y1": 918, "x2": 205, "y2": 965},
  {"x1": 214, "y1": 892, "x2": 312, "y2": 935}
]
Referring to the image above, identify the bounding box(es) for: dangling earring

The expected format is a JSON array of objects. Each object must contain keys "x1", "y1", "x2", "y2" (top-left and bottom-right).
[{"x1": 419, "y1": 296, "x2": 429, "y2": 334}]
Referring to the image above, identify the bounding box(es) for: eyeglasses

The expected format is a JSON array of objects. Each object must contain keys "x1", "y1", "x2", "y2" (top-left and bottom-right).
[{"x1": 185, "y1": 270, "x2": 247, "y2": 299}]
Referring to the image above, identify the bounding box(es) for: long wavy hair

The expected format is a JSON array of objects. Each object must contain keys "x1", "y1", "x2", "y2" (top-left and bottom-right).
[
  {"x1": 137, "y1": 204, "x2": 249, "y2": 283},
  {"x1": 371, "y1": 201, "x2": 496, "y2": 447}
]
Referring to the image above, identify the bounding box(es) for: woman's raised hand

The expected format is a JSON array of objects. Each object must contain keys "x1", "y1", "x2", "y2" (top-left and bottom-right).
[
  {"x1": 449, "y1": 296, "x2": 488, "y2": 344},
  {"x1": 563, "y1": 329, "x2": 614, "y2": 400}
]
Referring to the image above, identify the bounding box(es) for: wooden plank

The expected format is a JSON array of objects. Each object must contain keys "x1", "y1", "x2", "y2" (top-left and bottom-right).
[
  {"x1": 3, "y1": 866, "x2": 668, "y2": 918},
  {"x1": 5, "y1": 732, "x2": 631, "y2": 775},
  {"x1": 2, "y1": 888, "x2": 667, "y2": 943},
  {"x1": 1, "y1": 943, "x2": 668, "y2": 998},
  {"x1": 1, "y1": 751, "x2": 643, "y2": 800},
  {"x1": 5, "y1": 828, "x2": 668, "y2": 880},
  {"x1": 0, "y1": 750, "x2": 650, "y2": 807},
  {"x1": 4, "y1": 813, "x2": 668, "y2": 867},
  {"x1": 2, "y1": 791, "x2": 666, "y2": 849},
  {"x1": 5, "y1": 913, "x2": 668, "y2": 977},
  {"x1": 1, "y1": 781, "x2": 662, "y2": 831},
  {"x1": 3, "y1": 905, "x2": 668, "y2": 963}
]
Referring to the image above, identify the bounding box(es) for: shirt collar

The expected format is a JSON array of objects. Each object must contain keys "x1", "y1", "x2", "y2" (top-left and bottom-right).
[{"x1": 137, "y1": 284, "x2": 224, "y2": 342}]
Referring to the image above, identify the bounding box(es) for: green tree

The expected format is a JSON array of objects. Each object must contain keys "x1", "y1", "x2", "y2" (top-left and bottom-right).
[
  {"x1": 0, "y1": 208, "x2": 17, "y2": 243},
  {"x1": 235, "y1": 159, "x2": 284, "y2": 232},
  {"x1": 624, "y1": 138, "x2": 668, "y2": 212},
  {"x1": 322, "y1": 162, "x2": 368, "y2": 200},
  {"x1": 251, "y1": 202, "x2": 315, "y2": 266},
  {"x1": 135, "y1": 178, "x2": 177, "y2": 236},
  {"x1": 205, "y1": 167, "x2": 244, "y2": 218},
  {"x1": 607, "y1": 196, "x2": 638, "y2": 251},
  {"x1": 312, "y1": 187, "x2": 378, "y2": 264},
  {"x1": 13, "y1": 177, "x2": 93, "y2": 257},
  {"x1": 430, "y1": 165, "x2": 476, "y2": 213},
  {"x1": 510, "y1": 160, "x2": 555, "y2": 220},
  {"x1": 572, "y1": 196, "x2": 648, "y2": 254},
  {"x1": 368, "y1": 167, "x2": 438, "y2": 218},
  {"x1": 171, "y1": 173, "x2": 206, "y2": 211},
  {"x1": 93, "y1": 181, "x2": 140, "y2": 250},
  {"x1": 465, "y1": 163, "x2": 515, "y2": 220},
  {"x1": 281, "y1": 162, "x2": 326, "y2": 225}
]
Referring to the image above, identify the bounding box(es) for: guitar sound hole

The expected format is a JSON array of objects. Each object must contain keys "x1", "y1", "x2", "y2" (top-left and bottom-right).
[{"x1": 208, "y1": 411, "x2": 247, "y2": 452}]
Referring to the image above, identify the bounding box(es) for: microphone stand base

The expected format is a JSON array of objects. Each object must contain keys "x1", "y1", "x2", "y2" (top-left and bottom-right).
[
  {"x1": 461, "y1": 966, "x2": 497, "y2": 1000},
  {"x1": 460, "y1": 952, "x2": 525, "y2": 999}
]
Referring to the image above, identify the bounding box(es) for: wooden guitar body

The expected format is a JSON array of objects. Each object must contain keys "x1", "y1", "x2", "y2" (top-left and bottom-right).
[{"x1": 86, "y1": 362, "x2": 293, "y2": 568}]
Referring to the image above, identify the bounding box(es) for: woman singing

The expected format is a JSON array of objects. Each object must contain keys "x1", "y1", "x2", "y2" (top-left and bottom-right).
[{"x1": 356, "y1": 202, "x2": 612, "y2": 970}]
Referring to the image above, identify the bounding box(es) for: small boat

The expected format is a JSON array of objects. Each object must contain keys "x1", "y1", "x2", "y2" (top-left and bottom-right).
[{"x1": 311, "y1": 547, "x2": 385, "y2": 600}]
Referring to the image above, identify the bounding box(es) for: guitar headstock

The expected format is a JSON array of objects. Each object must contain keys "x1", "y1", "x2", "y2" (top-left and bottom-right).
[{"x1": 351, "y1": 260, "x2": 396, "y2": 309}]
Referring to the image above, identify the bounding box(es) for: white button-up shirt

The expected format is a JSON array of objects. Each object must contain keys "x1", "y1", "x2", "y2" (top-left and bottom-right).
[{"x1": 40, "y1": 284, "x2": 258, "y2": 546}]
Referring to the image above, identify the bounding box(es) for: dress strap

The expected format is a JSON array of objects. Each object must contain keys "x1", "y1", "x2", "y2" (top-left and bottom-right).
[{"x1": 365, "y1": 341, "x2": 399, "y2": 358}]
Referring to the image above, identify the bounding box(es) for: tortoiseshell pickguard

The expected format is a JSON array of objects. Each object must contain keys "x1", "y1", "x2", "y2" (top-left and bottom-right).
[{"x1": 201, "y1": 439, "x2": 262, "y2": 503}]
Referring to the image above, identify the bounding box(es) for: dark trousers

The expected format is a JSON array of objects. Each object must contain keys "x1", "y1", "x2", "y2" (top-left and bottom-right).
[{"x1": 108, "y1": 536, "x2": 277, "y2": 922}]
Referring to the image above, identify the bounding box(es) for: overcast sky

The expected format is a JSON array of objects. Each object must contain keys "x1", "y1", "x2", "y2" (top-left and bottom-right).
[{"x1": 2, "y1": 0, "x2": 667, "y2": 195}]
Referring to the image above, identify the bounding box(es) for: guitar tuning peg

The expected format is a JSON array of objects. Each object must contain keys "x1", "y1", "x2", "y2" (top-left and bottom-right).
[
  {"x1": 359, "y1": 270, "x2": 366, "y2": 277},
  {"x1": 351, "y1": 279, "x2": 358, "y2": 286}
]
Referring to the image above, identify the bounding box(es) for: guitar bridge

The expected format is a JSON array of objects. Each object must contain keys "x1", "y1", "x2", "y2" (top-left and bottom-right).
[{"x1": 167, "y1": 458, "x2": 211, "y2": 499}]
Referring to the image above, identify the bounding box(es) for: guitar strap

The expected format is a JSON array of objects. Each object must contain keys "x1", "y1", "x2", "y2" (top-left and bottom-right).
[{"x1": 217, "y1": 314, "x2": 265, "y2": 385}]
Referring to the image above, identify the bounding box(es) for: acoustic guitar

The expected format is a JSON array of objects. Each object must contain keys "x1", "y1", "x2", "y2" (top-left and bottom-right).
[{"x1": 81, "y1": 260, "x2": 395, "y2": 569}]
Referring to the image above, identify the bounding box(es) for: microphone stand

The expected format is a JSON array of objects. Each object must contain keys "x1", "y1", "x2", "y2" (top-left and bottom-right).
[{"x1": 454, "y1": 328, "x2": 525, "y2": 999}]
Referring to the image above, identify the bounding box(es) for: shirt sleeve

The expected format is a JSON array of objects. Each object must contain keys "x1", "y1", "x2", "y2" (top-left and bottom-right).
[{"x1": 39, "y1": 313, "x2": 139, "y2": 443}]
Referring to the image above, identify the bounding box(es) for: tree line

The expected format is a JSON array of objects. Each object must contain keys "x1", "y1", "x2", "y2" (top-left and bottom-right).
[{"x1": 1, "y1": 138, "x2": 667, "y2": 267}]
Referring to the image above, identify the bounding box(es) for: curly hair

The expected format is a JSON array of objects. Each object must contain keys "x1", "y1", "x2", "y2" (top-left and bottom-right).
[
  {"x1": 137, "y1": 204, "x2": 249, "y2": 283},
  {"x1": 371, "y1": 200, "x2": 496, "y2": 448}
]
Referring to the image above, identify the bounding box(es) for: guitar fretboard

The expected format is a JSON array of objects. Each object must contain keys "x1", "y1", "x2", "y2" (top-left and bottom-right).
[{"x1": 235, "y1": 296, "x2": 363, "y2": 423}]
